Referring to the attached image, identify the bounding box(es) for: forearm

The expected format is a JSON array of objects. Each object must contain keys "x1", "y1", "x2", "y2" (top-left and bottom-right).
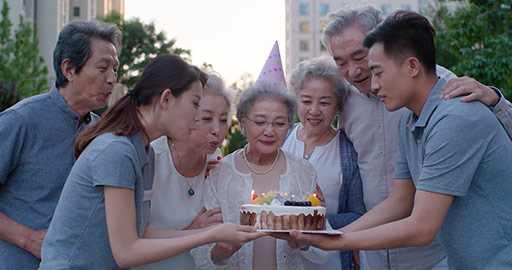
[
  {"x1": 143, "y1": 225, "x2": 209, "y2": 239},
  {"x1": 113, "y1": 228, "x2": 216, "y2": 268},
  {"x1": 0, "y1": 211, "x2": 36, "y2": 250},
  {"x1": 339, "y1": 216, "x2": 433, "y2": 250},
  {"x1": 327, "y1": 212, "x2": 363, "y2": 230},
  {"x1": 342, "y1": 193, "x2": 412, "y2": 232}
]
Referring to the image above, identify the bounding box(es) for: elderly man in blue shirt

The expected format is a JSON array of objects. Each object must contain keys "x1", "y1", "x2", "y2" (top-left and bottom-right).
[{"x1": 0, "y1": 20, "x2": 120, "y2": 269}]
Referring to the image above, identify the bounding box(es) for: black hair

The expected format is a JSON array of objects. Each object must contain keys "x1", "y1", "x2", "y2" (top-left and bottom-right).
[
  {"x1": 363, "y1": 10, "x2": 436, "y2": 74},
  {"x1": 54, "y1": 20, "x2": 121, "y2": 88}
]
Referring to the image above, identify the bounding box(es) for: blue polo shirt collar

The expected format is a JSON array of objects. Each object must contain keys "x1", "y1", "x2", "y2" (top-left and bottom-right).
[{"x1": 406, "y1": 77, "x2": 448, "y2": 132}]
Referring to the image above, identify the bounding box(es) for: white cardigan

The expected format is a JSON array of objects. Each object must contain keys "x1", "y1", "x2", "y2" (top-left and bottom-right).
[{"x1": 190, "y1": 150, "x2": 333, "y2": 270}]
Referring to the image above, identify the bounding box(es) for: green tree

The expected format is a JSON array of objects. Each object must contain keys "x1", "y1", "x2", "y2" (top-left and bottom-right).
[
  {"x1": 431, "y1": 0, "x2": 512, "y2": 100},
  {"x1": 100, "y1": 12, "x2": 191, "y2": 89},
  {"x1": 0, "y1": 0, "x2": 48, "y2": 111}
]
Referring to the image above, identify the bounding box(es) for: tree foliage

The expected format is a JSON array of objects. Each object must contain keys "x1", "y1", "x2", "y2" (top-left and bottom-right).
[
  {"x1": 100, "y1": 12, "x2": 191, "y2": 89},
  {"x1": 0, "y1": 0, "x2": 48, "y2": 111},
  {"x1": 431, "y1": 0, "x2": 512, "y2": 99}
]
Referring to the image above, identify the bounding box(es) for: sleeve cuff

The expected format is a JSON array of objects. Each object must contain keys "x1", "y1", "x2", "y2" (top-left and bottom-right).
[{"x1": 488, "y1": 86, "x2": 502, "y2": 110}]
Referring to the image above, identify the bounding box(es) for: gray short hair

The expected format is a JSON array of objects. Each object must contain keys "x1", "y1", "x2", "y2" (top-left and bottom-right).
[
  {"x1": 322, "y1": 4, "x2": 384, "y2": 55},
  {"x1": 289, "y1": 57, "x2": 348, "y2": 113},
  {"x1": 204, "y1": 71, "x2": 232, "y2": 109},
  {"x1": 236, "y1": 82, "x2": 297, "y2": 128},
  {"x1": 54, "y1": 20, "x2": 121, "y2": 88}
]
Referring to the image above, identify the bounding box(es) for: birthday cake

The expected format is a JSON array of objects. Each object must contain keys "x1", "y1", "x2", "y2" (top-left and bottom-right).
[{"x1": 240, "y1": 191, "x2": 326, "y2": 230}]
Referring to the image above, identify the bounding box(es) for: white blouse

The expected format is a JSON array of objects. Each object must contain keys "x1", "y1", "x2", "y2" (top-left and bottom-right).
[
  {"x1": 282, "y1": 125, "x2": 343, "y2": 270},
  {"x1": 190, "y1": 150, "x2": 333, "y2": 270},
  {"x1": 135, "y1": 136, "x2": 221, "y2": 270},
  {"x1": 282, "y1": 125, "x2": 343, "y2": 215}
]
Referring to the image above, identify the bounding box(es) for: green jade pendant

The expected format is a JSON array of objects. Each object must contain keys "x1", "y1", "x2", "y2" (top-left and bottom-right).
[{"x1": 188, "y1": 188, "x2": 195, "y2": 196}]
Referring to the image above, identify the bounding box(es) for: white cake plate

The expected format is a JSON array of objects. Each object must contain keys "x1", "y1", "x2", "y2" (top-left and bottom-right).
[{"x1": 257, "y1": 229, "x2": 343, "y2": 235}]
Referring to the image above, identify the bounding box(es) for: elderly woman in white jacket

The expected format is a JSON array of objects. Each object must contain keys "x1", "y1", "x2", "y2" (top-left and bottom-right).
[{"x1": 191, "y1": 82, "x2": 333, "y2": 270}]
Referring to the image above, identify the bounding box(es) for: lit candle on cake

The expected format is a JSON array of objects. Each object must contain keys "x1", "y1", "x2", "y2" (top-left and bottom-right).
[{"x1": 251, "y1": 189, "x2": 255, "y2": 203}]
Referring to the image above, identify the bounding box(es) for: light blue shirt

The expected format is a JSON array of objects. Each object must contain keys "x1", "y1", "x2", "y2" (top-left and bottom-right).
[
  {"x1": 394, "y1": 77, "x2": 512, "y2": 269},
  {"x1": 40, "y1": 132, "x2": 154, "y2": 270},
  {"x1": 0, "y1": 86, "x2": 97, "y2": 269}
]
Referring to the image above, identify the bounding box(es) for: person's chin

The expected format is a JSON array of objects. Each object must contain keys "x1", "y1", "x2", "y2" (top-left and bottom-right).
[
  {"x1": 384, "y1": 102, "x2": 401, "y2": 112},
  {"x1": 352, "y1": 78, "x2": 370, "y2": 92},
  {"x1": 255, "y1": 142, "x2": 280, "y2": 153}
]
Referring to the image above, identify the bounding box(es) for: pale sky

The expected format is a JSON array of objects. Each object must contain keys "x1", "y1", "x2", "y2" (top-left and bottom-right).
[{"x1": 125, "y1": 0, "x2": 286, "y2": 86}]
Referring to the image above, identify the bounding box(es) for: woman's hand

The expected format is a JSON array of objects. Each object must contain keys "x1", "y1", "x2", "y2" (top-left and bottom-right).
[
  {"x1": 210, "y1": 242, "x2": 241, "y2": 262},
  {"x1": 210, "y1": 223, "x2": 268, "y2": 246},
  {"x1": 187, "y1": 207, "x2": 222, "y2": 229},
  {"x1": 205, "y1": 156, "x2": 222, "y2": 177}
]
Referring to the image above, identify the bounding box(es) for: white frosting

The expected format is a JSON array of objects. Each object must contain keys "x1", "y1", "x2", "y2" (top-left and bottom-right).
[{"x1": 240, "y1": 204, "x2": 326, "y2": 216}]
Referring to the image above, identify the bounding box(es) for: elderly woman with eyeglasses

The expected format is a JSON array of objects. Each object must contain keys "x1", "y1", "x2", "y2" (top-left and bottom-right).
[
  {"x1": 191, "y1": 82, "x2": 333, "y2": 270},
  {"x1": 281, "y1": 57, "x2": 366, "y2": 270}
]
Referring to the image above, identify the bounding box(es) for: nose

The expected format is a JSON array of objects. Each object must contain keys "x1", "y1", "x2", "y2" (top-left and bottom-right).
[
  {"x1": 309, "y1": 102, "x2": 321, "y2": 115},
  {"x1": 107, "y1": 69, "x2": 116, "y2": 85},
  {"x1": 347, "y1": 62, "x2": 362, "y2": 79},
  {"x1": 193, "y1": 109, "x2": 201, "y2": 123},
  {"x1": 263, "y1": 122, "x2": 275, "y2": 135},
  {"x1": 371, "y1": 75, "x2": 381, "y2": 95},
  {"x1": 211, "y1": 120, "x2": 220, "y2": 136}
]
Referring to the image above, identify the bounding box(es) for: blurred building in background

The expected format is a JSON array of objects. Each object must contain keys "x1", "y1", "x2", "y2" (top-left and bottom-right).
[
  {"x1": 5, "y1": 0, "x2": 124, "y2": 83},
  {"x1": 284, "y1": 0, "x2": 456, "y2": 78}
]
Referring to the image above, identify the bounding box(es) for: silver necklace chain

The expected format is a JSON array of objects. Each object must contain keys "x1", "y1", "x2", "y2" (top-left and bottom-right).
[
  {"x1": 172, "y1": 142, "x2": 203, "y2": 196},
  {"x1": 242, "y1": 144, "x2": 280, "y2": 175}
]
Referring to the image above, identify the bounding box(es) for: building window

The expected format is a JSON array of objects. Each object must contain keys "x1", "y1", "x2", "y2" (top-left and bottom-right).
[
  {"x1": 381, "y1": 5, "x2": 391, "y2": 16},
  {"x1": 319, "y1": 4, "x2": 329, "y2": 16},
  {"x1": 299, "y1": 57, "x2": 308, "y2": 63},
  {"x1": 299, "y1": 40, "x2": 309, "y2": 51},
  {"x1": 299, "y1": 22, "x2": 309, "y2": 34},
  {"x1": 73, "y1": 7, "x2": 80, "y2": 17},
  {"x1": 320, "y1": 41, "x2": 326, "y2": 51},
  {"x1": 401, "y1": 5, "x2": 411, "y2": 10},
  {"x1": 299, "y1": 3, "x2": 309, "y2": 15}
]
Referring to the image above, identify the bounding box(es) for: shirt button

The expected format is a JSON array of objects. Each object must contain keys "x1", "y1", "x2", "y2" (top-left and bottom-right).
[{"x1": 74, "y1": 116, "x2": 79, "y2": 120}]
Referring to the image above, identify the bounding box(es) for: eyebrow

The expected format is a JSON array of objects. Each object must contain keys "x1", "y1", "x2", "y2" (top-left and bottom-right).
[
  {"x1": 97, "y1": 56, "x2": 119, "y2": 65},
  {"x1": 251, "y1": 114, "x2": 287, "y2": 120},
  {"x1": 350, "y1": 49, "x2": 367, "y2": 58},
  {"x1": 369, "y1": 63, "x2": 381, "y2": 72},
  {"x1": 300, "y1": 94, "x2": 333, "y2": 99}
]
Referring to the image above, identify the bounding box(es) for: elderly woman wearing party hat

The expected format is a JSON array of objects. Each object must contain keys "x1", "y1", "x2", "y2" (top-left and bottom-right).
[{"x1": 191, "y1": 43, "x2": 333, "y2": 270}]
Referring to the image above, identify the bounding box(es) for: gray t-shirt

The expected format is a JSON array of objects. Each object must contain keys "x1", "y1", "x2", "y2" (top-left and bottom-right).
[
  {"x1": 0, "y1": 86, "x2": 97, "y2": 269},
  {"x1": 394, "y1": 77, "x2": 512, "y2": 269},
  {"x1": 40, "y1": 132, "x2": 154, "y2": 270}
]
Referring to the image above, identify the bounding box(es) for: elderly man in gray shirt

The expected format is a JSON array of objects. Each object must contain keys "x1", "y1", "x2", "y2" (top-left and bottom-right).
[
  {"x1": 0, "y1": 20, "x2": 120, "y2": 269},
  {"x1": 320, "y1": 4, "x2": 512, "y2": 270}
]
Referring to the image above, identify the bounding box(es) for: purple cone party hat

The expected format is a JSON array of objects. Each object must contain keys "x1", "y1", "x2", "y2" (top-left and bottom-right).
[{"x1": 256, "y1": 41, "x2": 286, "y2": 88}]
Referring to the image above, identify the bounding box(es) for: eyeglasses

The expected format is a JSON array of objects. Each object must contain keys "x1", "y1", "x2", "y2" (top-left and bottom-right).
[{"x1": 245, "y1": 117, "x2": 289, "y2": 130}]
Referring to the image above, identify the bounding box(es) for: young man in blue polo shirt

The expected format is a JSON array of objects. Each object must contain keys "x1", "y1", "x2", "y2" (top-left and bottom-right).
[{"x1": 277, "y1": 10, "x2": 512, "y2": 269}]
